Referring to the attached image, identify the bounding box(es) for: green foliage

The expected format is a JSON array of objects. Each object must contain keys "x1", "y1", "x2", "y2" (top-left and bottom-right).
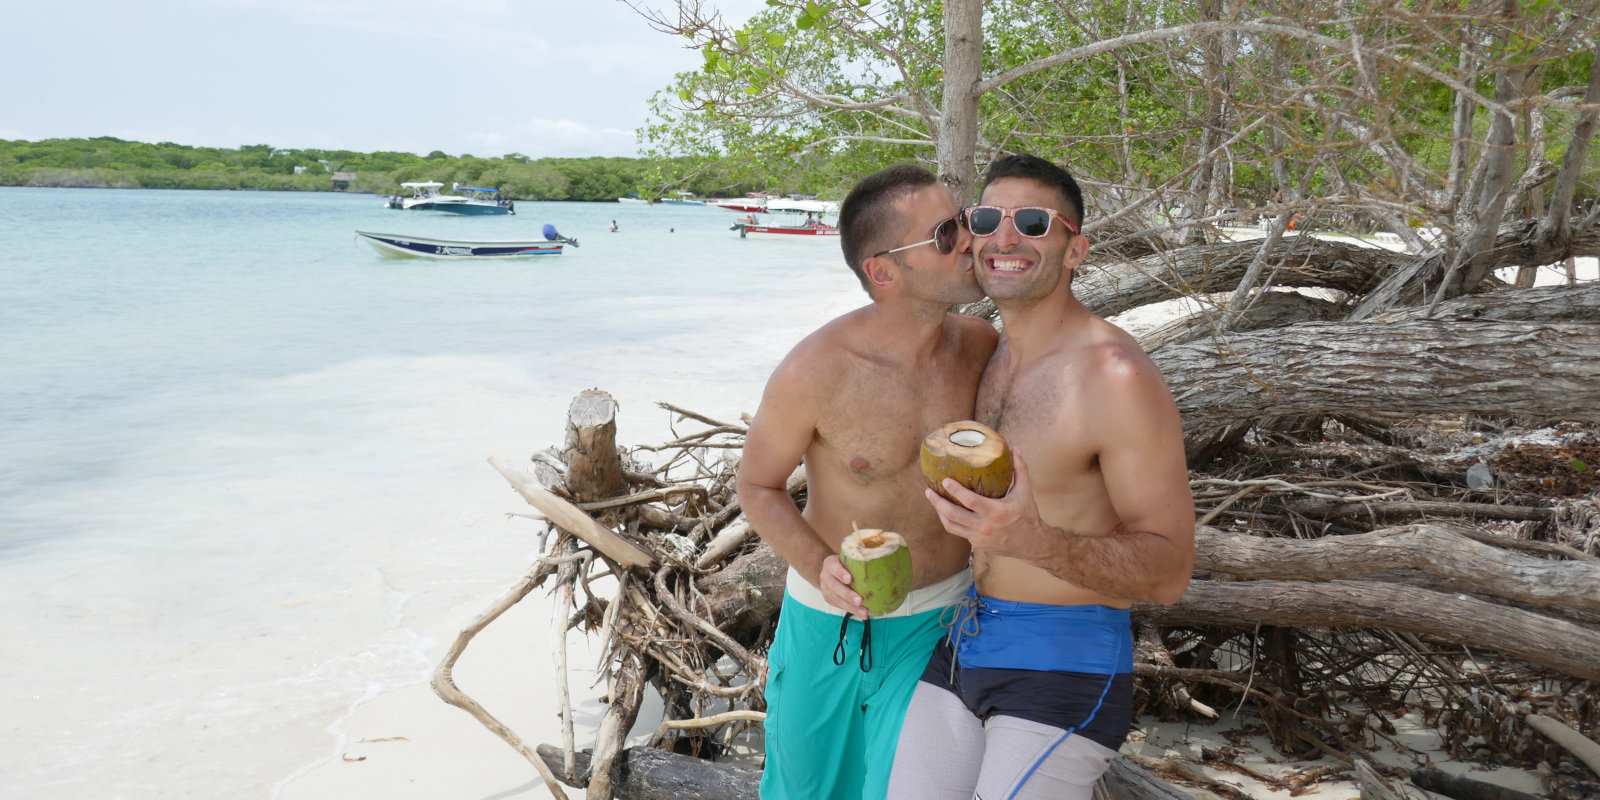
[{"x1": 0, "y1": 138, "x2": 794, "y2": 200}]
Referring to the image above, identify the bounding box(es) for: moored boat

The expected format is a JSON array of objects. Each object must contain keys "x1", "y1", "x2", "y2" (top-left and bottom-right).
[
  {"x1": 356, "y1": 230, "x2": 577, "y2": 259},
  {"x1": 658, "y1": 191, "x2": 706, "y2": 206},
  {"x1": 385, "y1": 182, "x2": 515, "y2": 215},
  {"x1": 732, "y1": 219, "x2": 839, "y2": 237}
]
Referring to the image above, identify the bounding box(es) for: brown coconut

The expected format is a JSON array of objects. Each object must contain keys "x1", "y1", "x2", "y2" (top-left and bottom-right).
[{"x1": 920, "y1": 420, "x2": 1014, "y2": 501}]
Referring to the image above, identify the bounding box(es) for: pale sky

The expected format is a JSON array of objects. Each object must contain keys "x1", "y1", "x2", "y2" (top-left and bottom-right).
[{"x1": 1, "y1": 0, "x2": 766, "y2": 158}]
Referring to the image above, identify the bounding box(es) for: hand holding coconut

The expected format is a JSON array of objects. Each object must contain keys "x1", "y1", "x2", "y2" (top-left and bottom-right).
[
  {"x1": 817, "y1": 553, "x2": 870, "y2": 619},
  {"x1": 924, "y1": 448, "x2": 1047, "y2": 562}
]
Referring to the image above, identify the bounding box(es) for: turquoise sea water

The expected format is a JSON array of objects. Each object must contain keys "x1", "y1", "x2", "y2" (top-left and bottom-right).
[{"x1": 0, "y1": 188, "x2": 864, "y2": 797}]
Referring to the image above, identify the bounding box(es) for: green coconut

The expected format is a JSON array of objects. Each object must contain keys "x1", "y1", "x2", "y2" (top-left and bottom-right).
[
  {"x1": 838, "y1": 526, "x2": 913, "y2": 616},
  {"x1": 921, "y1": 420, "x2": 1015, "y2": 501}
]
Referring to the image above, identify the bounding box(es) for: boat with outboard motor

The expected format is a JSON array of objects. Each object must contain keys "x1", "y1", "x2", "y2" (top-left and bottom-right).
[
  {"x1": 385, "y1": 182, "x2": 515, "y2": 215},
  {"x1": 731, "y1": 214, "x2": 839, "y2": 237},
  {"x1": 356, "y1": 224, "x2": 577, "y2": 259}
]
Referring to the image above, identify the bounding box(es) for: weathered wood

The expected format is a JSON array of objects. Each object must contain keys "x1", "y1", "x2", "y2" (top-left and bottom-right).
[
  {"x1": 1374, "y1": 283, "x2": 1600, "y2": 324},
  {"x1": 539, "y1": 745, "x2": 1195, "y2": 800},
  {"x1": 1196, "y1": 523, "x2": 1600, "y2": 612},
  {"x1": 432, "y1": 568, "x2": 571, "y2": 800},
  {"x1": 1355, "y1": 758, "x2": 1407, "y2": 800},
  {"x1": 536, "y1": 745, "x2": 760, "y2": 799},
  {"x1": 565, "y1": 389, "x2": 627, "y2": 503},
  {"x1": 589, "y1": 653, "x2": 648, "y2": 800},
  {"x1": 1138, "y1": 579, "x2": 1600, "y2": 680},
  {"x1": 1287, "y1": 498, "x2": 1553, "y2": 524},
  {"x1": 490, "y1": 456, "x2": 656, "y2": 570},
  {"x1": 1526, "y1": 713, "x2": 1600, "y2": 777},
  {"x1": 1408, "y1": 767, "x2": 1542, "y2": 800},
  {"x1": 699, "y1": 541, "x2": 787, "y2": 644},
  {"x1": 1080, "y1": 237, "x2": 1394, "y2": 319},
  {"x1": 1152, "y1": 320, "x2": 1600, "y2": 430},
  {"x1": 1140, "y1": 291, "x2": 1341, "y2": 351}
]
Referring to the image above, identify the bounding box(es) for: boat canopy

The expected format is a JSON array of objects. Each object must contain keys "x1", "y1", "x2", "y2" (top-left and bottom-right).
[{"x1": 401, "y1": 181, "x2": 444, "y2": 189}]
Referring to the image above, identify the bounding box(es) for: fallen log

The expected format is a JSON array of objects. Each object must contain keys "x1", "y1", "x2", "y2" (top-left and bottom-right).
[
  {"x1": 1152, "y1": 320, "x2": 1600, "y2": 430},
  {"x1": 1286, "y1": 498, "x2": 1554, "y2": 524},
  {"x1": 1139, "y1": 579, "x2": 1600, "y2": 680},
  {"x1": 1140, "y1": 291, "x2": 1341, "y2": 351},
  {"x1": 1408, "y1": 767, "x2": 1542, "y2": 800},
  {"x1": 1373, "y1": 283, "x2": 1600, "y2": 324},
  {"x1": 490, "y1": 456, "x2": 656, "y2": 570},
  {"x1": 1195, "y1": 524, "x2": 1600, "y2": 611},
  {"x1": 1078, "y1": 237, "x2": 1394, "y2": 319},
  {"x1": 536, "y1": 745, "x2": 1198, "y2": 800},
  {"x1": 699, "y1": 543, "x2": 787, "y2": 644}
]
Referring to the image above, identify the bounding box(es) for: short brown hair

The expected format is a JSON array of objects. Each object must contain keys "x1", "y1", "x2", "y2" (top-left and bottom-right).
[{"x1": 839, "y1": 164, "x2": 938, "y2": 292}]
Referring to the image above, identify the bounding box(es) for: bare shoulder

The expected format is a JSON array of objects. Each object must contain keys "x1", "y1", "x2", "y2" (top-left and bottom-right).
[
  {"x1": 767, "y1": 307, "x2": 867, "y2": 393},
  {"x1": 1071, "y1": 318, "x2": 1182, "y2": 435}
]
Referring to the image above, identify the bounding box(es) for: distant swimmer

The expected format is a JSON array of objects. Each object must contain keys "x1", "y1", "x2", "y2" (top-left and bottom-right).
[{"x1": 609, "y1": 220, "x2": 619, "y2": 232}]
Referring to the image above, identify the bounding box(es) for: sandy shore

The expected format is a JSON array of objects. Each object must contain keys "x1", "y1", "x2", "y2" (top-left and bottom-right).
[
  {"x1": 274, "y1": 573, "x2": 664, "y2": 800},
  {"x1": 273, "y1": 240, "x2": 1591, "y2": 798}
]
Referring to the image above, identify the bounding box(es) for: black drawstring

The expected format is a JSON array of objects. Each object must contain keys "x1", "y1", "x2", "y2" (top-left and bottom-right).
[
  {"x1": 831, "y1": 615, "x2": 874, "y2": 672},
  {"x1": 832, "y1": 615, "x2": 850, "y2": 666},
  {"x1": 859, "y1": 618, "x2": 873, "y2": 672}
]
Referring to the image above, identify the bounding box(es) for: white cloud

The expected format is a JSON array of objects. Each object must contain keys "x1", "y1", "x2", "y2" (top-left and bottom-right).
[{"x1": 469, "y1": 117, "x2": 638, "y2": 158}]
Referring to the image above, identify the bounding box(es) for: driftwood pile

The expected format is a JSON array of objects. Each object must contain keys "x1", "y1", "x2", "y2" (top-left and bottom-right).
[{"x1": 432, "y1": 284, "x2": 1600, "y2": 800}]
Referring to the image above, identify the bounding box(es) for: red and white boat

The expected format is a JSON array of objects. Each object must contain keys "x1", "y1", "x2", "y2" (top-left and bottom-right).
[
  {"x1": 715, "y1": 200, "x2": 768, "y2": 213},
  {"x1": 733, "y1": 218, "x2": 839, "y2": 237}
]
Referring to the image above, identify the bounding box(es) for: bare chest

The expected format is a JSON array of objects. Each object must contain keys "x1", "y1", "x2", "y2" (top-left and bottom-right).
[{"x1": 816, "y1": 362, "x2": 982, "y2": 483}]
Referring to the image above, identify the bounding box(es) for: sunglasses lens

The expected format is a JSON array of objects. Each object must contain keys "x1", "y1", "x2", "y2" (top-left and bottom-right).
[
  {"x1": 1015, "y1": 209, "x2": 1052, "y2": 237},
  {"x1": 967, "y1": 207, "x2": 1002, "y2": 235},
  {"x1": 935, "y1": 218, "x2": 958, "y2": 254}
]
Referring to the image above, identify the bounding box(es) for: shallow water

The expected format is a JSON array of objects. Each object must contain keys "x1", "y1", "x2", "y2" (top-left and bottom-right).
[{"x1": 0, "y1": 188, "x2": 865, "y2": 797}]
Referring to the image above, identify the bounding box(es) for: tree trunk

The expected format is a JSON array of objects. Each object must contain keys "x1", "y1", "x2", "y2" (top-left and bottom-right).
[
  {"x1": 937, "y1": 0, "x2": 982, "y2": 201},
  {"x1": 698, "y1": 543, "x2": 788, "y2": 645},
  {"x1": 1140, "y1": 291, "x2": 1340, "y2": 351},
  {"x1": 1137, "y1": 579, "x2": 1600, "y2": 680},
  {"x1": 1373, "y1": 283, "x2": 1600, "y2": 323},
  {"x1": 1195, "y1": 525, "x2": 1600, "y2": 612},
  {"x1": 565, "y1": 388, "x2": 626, "y2": 503},
  {"x1": 1081, "y1": 237, "x2": 1394, "y2": 319},
  {"x1": 1152, "y1": 320, "x2": 1600, "y2": 430}
]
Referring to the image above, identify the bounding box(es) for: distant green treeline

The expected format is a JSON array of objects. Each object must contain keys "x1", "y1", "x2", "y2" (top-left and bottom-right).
[{"x1": 0, "y1": 137, "x2": 788, "y2": 201}]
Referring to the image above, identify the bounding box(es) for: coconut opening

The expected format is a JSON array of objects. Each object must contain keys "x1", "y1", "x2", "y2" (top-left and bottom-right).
[
  {"x1": 949, "y1": 429, "x2": 987, "y2": 447},
  {"x1": 841, "y1": 529, "x2": 906, "y2": 561}
]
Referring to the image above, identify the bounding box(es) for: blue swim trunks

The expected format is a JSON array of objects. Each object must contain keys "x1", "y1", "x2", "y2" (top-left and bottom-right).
[{"x1": 760, "y1": 568, "x2": 971, "y2": 800}]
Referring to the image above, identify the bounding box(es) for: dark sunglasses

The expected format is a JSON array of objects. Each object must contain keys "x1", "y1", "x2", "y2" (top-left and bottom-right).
[
  {"x1": 873, "y1": 216, "x2": 960, "y2": 258},
  {"x1": 961, "y1": 205, "x2": 1079, "y2": 238}
]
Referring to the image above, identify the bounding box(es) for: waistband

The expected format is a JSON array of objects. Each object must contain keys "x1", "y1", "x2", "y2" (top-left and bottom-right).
[
  {"x1": 785, "y1": 566, "x2": 972, "y2": 619},
  {"x1": 946, "y1": 586, "x2": 1133, "y2": 674}
]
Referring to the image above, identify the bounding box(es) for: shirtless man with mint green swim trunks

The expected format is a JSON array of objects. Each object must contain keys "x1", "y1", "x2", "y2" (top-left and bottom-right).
[{"x1": 737, "y1": 164, "x2": 997, "y2": 800}]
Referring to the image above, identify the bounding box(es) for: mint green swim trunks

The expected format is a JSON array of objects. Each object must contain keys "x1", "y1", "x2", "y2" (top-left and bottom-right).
[{"x1": 760, "y1": 568, "x2": 971, "y2": 800}]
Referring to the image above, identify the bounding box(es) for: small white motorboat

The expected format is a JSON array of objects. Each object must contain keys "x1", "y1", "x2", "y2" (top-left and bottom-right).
[{"x1": 356, "y1": 228, "x2": 577, "y2": 259}]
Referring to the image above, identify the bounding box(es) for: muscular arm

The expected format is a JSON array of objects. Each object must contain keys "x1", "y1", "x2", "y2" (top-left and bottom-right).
[
  {"x1": 1026, "y1": 361, "x2": 1195, "y2": 603},
  {"x1": 736, "y1": 354, "x2": 834, "y2": 587}
]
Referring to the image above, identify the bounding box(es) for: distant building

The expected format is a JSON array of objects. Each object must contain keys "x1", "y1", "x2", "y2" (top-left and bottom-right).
[
  {"x1": 293, "y1": 165, "x2": 308, "y2": 175},
  {"x1": 331, "y1": 172, "x2": 356, "y2": 191}
]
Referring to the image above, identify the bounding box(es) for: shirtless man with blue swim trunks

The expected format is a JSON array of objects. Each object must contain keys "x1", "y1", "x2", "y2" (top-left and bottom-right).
[
  {"x1": 888, "y1": 154, "x2": 1196, "y2": 800},
  {"x1": 738, "y1": 164, "x2": 997, "y2": 800}
]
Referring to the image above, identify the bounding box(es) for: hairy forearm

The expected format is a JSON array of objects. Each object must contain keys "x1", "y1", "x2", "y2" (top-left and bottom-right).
[
  {"x1": 1024, "y1": 521, "x2": 1192, "y2": 604},
  {"x1": 738, "y1": 482, "x2": 833, "y2": 586}
]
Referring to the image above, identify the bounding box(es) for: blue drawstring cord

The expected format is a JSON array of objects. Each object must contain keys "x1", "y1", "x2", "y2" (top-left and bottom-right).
[{"x1": 938, "y1": 593, "x2": 984, "y2": 684}]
